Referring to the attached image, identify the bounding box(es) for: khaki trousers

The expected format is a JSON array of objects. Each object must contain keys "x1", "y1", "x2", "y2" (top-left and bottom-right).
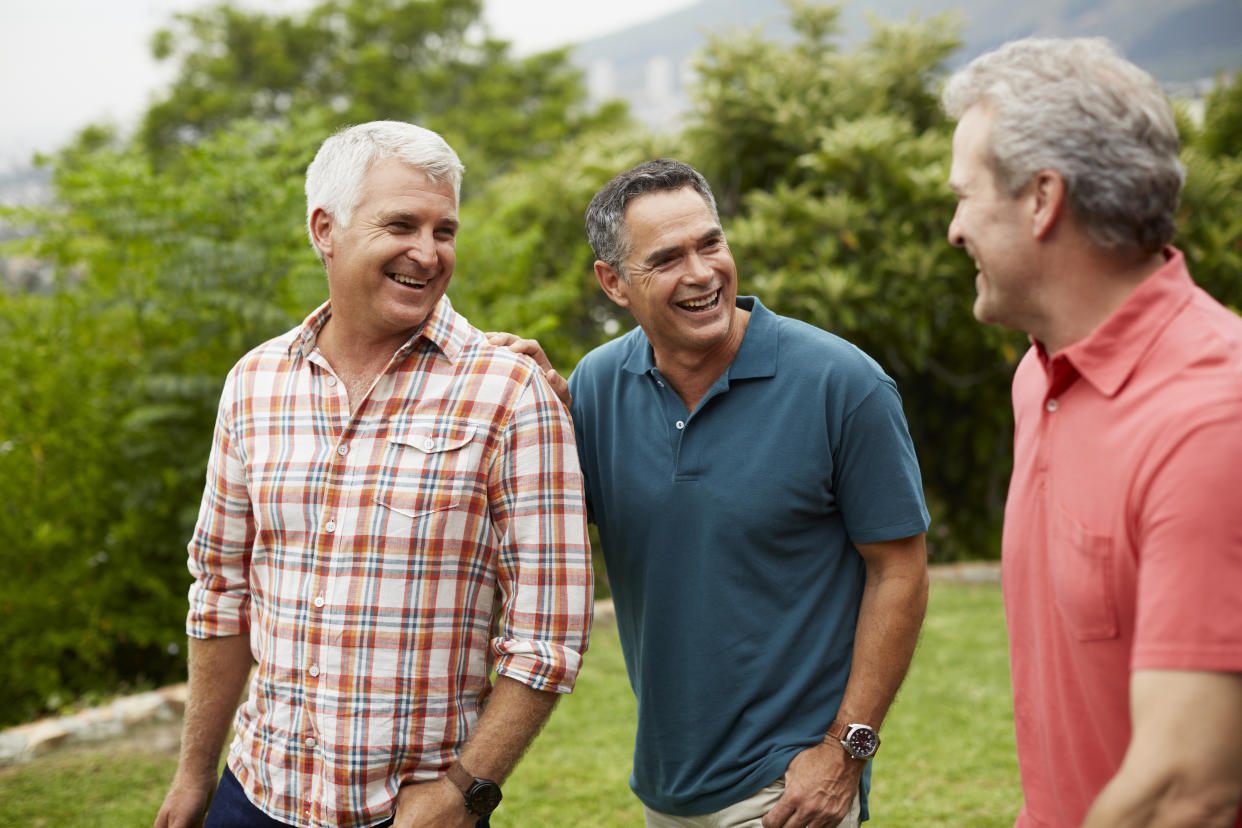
[{"x1": 642, "y1": 778, "x2": 862, "y2": 828}]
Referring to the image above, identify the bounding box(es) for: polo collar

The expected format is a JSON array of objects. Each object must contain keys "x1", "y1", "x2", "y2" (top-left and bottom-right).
[
  {"x1": 619, "y1": 295, "x2": 779, "y2": 381},
  {"x1": 1049, "y1": 247, "x2": 1194, "y2": 397}
]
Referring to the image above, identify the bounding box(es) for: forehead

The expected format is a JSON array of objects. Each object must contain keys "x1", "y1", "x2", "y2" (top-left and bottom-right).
[
  {"x1": 358, "y1": 156, "x2": 457, "y2": 214},
  {"x1": 623, "y1": 187, "x2": 717, "y2": 248},
  {"x1": 949, "y1": 105, "x2": 996, "y2": 186}
]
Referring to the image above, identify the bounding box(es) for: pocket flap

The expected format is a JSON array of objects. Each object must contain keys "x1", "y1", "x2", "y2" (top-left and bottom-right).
[{"x1": 388, "y1": 419, "x2": 477, "y2": 454}]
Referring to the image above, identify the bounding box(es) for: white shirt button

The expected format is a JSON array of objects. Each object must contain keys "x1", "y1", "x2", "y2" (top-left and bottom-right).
[
  {"x1": 314, "y1": 595, "x2": 325, "y2": 607},
  {"x1": 305, "y1": 737, "x2": 317, "y2": 748},
  {"x1": 423, "y1": 438, "x2": 435, "y2": 451},
  {"x1": 675, "y1": 420, "x2": 685, "y2": 430},
  {"x1": 1046, "y1": 399, "x2": 1059, "y2": 412},
  {"x1": 324, "y1": 520, "x2": 336, "y2": 533},
  {"x1": 326, "y1": 376, "x2": 337, "y2": 387},
  {"x1": 336, "y1": 443, "x2": 348, "y2": 456},
  {"x1": 309, "y1": 665, "x2": 320, "y2": 677},
  {"x1": 657, "y1": 380, "x2": 665, "y2": 387}
]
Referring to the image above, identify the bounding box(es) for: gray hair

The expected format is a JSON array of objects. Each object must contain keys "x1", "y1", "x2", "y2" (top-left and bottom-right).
[
  {"x1": 942, "y1": 37, "x2": 1183, "y2": 255},
  {"x1": 585, "y1": 159, "x2": 720, "y2": 280},
  {"x1": 305, "y1": 121, "x2": 464, "y2": 258}
]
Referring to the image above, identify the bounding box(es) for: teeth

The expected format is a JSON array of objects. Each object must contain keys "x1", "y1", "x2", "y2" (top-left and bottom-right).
[
  {"x1": 389, "y1": 273, "x2": 427, "y2": 287},
  {"x1": 679, "y1": 291, "x2": 718, "y2": 310}
]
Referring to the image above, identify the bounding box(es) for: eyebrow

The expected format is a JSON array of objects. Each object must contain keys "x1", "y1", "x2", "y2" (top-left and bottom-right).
[
  {"x1": 378, "y1": 210, "x2": 460, "y2": 231},
  {"x1": 641, "y1": 227, "x2": 724, "y2": 268}
]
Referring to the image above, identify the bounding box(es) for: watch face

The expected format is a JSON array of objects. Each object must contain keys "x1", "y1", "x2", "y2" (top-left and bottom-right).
[
  {"x1": 847, "y1": 726, "x2": 878, "y2": 758},
  {"x1": 467, "y1": 781, "x2": 503, "y2": 815}
]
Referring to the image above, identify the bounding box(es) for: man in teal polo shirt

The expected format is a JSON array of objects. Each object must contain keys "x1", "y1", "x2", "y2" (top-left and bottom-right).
[{"x1": 493, "y1": 159, "x2": 929, "y2": 827}]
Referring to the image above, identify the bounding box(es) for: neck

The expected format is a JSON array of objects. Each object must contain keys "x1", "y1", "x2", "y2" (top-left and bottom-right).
[
  {"x1": 653, "y1": 308, "x2": 750, "y2": 412},
  {"x1": 1037, "y1": 245, "x2": 1167, "y2": 355}
]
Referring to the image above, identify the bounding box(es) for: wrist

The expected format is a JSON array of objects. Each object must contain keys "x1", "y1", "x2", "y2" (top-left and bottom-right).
[
  {"x1": 445, "y1": 759, "x2": 503, "y2": 817},
  {"x1": 825, "y1": 718, "x2": 881, "y2": 761}
]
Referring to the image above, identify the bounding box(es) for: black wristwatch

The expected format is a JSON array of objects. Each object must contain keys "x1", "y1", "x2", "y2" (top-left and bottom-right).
[
  {"x1": 446, "y1": 760, "x2": 503, "y2": 817},
  {"x1": 826, "y1": 719, "x2": 881, "y2": 761}
]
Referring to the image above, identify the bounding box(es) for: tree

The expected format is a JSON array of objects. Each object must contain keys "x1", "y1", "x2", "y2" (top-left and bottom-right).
[
  {"x1": 0, "y1": 116, "x2": 324, "y2": 725},
  {"x1": 140, "y1": 0, "x2": 618, "y2": 183}
]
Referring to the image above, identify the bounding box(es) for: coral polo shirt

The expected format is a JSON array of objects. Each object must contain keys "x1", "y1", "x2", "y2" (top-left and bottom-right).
[{"x1": 1003, "y1": 248, "x2": 1242, "y2": 827}]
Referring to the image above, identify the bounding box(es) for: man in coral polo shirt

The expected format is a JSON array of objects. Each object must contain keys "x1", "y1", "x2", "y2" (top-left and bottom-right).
[{"x1": 942, "y1": 38, "x2": 1242, "y2": 827}]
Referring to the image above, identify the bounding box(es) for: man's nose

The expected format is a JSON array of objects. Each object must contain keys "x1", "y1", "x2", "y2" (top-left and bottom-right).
[
  {"x1": 683, "y1": 251, "x2": 714, "y2": 282},
  {"x1": 405, "y1": 230, "x2": 437, "y2": 267},
  {"x1": 947, "y1": 205, "x2": 965, "y2": 248}
]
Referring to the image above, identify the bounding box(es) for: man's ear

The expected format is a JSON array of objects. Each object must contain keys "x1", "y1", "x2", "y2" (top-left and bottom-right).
[
  {"x1": 595, "y1": 260, "x2": 630, "y2": 308},
  {"x1": 1029, "y1": 169, "x2": 1066, "y2": 240},
  {"x1": 309, "y1": 207, "x2": 335, "y2": 259}
]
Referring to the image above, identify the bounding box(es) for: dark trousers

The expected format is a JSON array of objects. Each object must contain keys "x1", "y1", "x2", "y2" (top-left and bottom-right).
[{"x1": 205, "y1": 765, "x2": 488, "y2": 827}]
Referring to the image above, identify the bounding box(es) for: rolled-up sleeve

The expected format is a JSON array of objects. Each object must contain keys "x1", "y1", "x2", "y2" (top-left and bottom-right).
[
  {"x1": 488, "y1": 372, "x2": 593, "y2": 694},
  {"x1": 186, "y1": 373, "x2": 255, "y2": 639}
]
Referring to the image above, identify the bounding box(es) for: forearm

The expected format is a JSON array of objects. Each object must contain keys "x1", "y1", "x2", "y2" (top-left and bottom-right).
[
  {"x1": 837, "y1": 536, "x2": 929, "y2": 727},
  {"x1": 456, "y1": 675, "x2": 560, "y2": 781},
  {"x1": 175, "y1": 634, "x2": 253, "y2": 779},
  {"x1": 1080, "y1": 671, "x2": 1242, "y2": 828}
]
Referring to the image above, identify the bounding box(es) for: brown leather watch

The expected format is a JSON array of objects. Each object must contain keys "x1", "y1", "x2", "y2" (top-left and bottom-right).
[
  {"x1": 445, "y1": 760, "x2": 503, "y2": 817},
  {"x1": 826, "y1": 718, "x2": 880, "y2": 760}
]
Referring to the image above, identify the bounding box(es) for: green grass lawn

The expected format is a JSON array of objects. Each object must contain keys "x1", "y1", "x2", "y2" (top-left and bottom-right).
[{"x1": 0, "y1": 581, "x2": 1019, "y2": 827}]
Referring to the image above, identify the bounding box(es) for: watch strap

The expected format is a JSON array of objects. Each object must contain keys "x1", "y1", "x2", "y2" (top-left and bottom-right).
[
  {"x1": 825, "y1": 719, "x2": 850, "y2": 742},
  {"x1": 446, "y1": 759, "x2": 475, "y2": 795}
]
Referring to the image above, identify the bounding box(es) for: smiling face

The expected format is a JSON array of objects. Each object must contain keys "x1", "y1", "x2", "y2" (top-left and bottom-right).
[
  {"x1": 598, "y1": 186, "x2": 742, "y2": 363},
  {"x1": 312, "y1": 156, "x2": 459, "y2": 346},
  {"x1": 947, "y1": 104, "x2": 1041, "y2": 332}
]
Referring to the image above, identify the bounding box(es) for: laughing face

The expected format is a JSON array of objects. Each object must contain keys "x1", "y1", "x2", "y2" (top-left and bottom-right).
[
  {"x1": 600, "y1": 186, "x2": 742, "y2": 362},
  {"x1": 947, "y1": 104, "x2": 1040, "y2": 332},
  {"x1": 312, "y1": 156, "x2": 459, "y2": 347}
]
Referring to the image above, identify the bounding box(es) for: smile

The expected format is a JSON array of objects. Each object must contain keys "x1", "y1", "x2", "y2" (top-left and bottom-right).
[
  {"x1": 388, "y1": 272, "x2": 429, "y2": 288},
  {"x1": 677, "y1": 290, "x2": 720, "y2": 312}
]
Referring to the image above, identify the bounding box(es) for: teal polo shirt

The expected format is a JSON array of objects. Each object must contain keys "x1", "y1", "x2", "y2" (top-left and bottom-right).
[{"x1": 568, "y1": 296, "x2": 929, "y2": 818}]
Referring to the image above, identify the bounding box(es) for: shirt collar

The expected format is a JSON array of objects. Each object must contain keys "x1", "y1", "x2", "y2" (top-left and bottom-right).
[
  {"x1": 620, "y1": 295, "x2": 779, "y2": 381},
  {"x1": 1046, "y1": 247, "x2": 1194, "y2": 397},
  {"x1": 288, "y1": 295, "x2": 464, "y2": 363}
]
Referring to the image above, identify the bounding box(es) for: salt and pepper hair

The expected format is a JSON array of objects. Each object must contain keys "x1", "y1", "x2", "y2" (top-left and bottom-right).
[
  {"x1": 304, "y1": 121, "x2": 464, "y2": 259},
  {"x1": 942, "y1": 37, "x2": 1183, "y2": 255},
  {"x1": 585, "y1": 159, "x2": 721, "y2": 281}
]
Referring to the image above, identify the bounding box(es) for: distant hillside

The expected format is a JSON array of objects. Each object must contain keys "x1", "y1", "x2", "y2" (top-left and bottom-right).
[{"x1": 573, "y1": 0, "x2": 1242, "y2": 126}]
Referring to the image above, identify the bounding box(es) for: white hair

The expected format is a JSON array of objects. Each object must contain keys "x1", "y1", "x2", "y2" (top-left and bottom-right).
[{"x1": 304, "y1": 121, "x2": 464, "y2": 259}]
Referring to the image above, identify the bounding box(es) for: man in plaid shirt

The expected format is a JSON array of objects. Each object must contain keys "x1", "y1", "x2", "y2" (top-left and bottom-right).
[{"x1": 154, "y1": 121, "x2": 594, "y2": 828}]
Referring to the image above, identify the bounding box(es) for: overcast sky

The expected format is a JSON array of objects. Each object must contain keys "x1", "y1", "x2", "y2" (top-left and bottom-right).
[{"x1": 0, "y1": 0, "x2": 696, "y2": 170}]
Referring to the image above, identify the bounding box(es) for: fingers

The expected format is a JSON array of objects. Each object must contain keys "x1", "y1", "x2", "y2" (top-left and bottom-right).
[
  {"x1": 483, "y1": 331, "x2": 518, "y2": 347},
  {"x1": 485, "y1": 332, "x2": 572, "y2": 409},
  {"x1": 537, "y1": 367, "x2": 569, "y2": 409},
  {"x1": 485, "y1": 332, "x2": 552, "y2": 370}
]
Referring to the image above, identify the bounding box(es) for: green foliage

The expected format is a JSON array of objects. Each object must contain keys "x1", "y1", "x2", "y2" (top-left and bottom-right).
[
  {"x1": 140, "y1": 0, "x2": 615, "y2": 183},
  {"x1": 1197, "y1": 71, "x2": 1242, "y2": 159},
  {"x1": 0, "y1": 118, "x2": 323, "y2": 725}
]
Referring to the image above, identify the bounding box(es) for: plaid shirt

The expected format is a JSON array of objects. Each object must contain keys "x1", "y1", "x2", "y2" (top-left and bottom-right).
[{"x1": 186, "y1": 297, "x2": 593, "y2": 828}]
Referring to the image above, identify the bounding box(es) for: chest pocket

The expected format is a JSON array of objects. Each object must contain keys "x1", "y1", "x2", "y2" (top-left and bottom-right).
[
  {"x1": 374, "y1": 418, "x2": 483, "y2": 519},
  {"x1": 1049, "y1": 505, "x2": 1119, "y2": 642}
]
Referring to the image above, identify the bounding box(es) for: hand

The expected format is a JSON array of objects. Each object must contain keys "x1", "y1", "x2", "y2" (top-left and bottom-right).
[
  {"x1": 393, "y1": 777, "x2": 478, "y2": 828},
  {"x1": 153, "y1": 769, "x2": 217, "y2": 828},
  {"x1": 485, "y1": 332, "x2": 571, "y2": 409},
  {"x1": 761, "y1": 742, "x2": 863, "y2": 828}
]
